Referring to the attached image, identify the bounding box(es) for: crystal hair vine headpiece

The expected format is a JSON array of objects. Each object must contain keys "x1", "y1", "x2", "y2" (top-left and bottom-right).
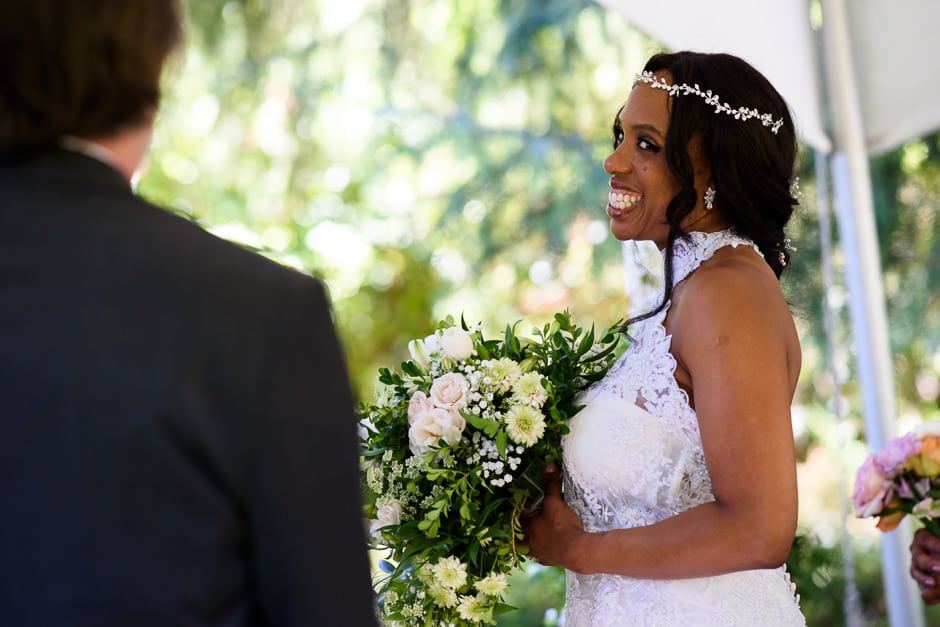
[{"x1": 633, "y1": 71, "x2": 785, "y2": 135}]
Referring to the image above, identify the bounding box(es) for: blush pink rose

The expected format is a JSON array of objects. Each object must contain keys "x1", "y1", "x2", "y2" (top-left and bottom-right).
[
  {"x1": 408, "y1": 408, "x2": 466, "y2": 455},
  {"x1": 370, "y1": 499, "x2": 404, "y2": 535},
  {"x1": 853, "y1": 456, "x2": 892, "y2": 518},
  {"x1": 429, "y1": 372, "x2": 470, "y2": 410},
  {"x1": 407, "y1": 391, "x2": 434, "y2": 425}
]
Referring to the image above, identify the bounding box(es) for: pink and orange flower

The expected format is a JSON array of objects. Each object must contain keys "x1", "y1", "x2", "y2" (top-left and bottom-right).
[{"x1": 853, "y1": 422, "x2": 940, "y2": 535}]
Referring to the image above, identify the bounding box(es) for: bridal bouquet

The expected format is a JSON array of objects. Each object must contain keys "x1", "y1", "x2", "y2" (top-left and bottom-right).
[
  {"x1": 360, "y1": 311, "x2": 621, "y2": 625},
  {"x1": 853, "y1": 422, "x2": 940, "y2": 537}
]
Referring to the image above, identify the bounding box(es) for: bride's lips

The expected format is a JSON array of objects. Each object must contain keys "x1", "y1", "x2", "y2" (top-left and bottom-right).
[{"x1": 607, "y1": 188, "x2": 642, "y2": 218}]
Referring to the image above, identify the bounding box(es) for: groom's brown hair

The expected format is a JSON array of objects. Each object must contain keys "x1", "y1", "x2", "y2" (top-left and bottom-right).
[{"x1": 0, "y1": 0, "x2": 183, "y2": 159}]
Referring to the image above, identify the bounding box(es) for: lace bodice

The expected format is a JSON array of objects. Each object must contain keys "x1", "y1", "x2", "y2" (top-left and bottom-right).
[{"x1": 560, "y1": 230, "x2": 804, "y2": 626}]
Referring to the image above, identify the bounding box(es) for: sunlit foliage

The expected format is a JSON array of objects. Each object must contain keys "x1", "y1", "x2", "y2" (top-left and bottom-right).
[{"x1": 139, "y1": 1, "x2": 940, "y2": 624}]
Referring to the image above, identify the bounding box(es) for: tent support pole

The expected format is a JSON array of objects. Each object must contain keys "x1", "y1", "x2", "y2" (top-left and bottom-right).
[{"x1": 821, "y1": 0, "x2": 924, "y2": 624}]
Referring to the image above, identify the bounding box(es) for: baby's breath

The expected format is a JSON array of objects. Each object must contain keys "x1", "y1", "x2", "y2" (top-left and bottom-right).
[{"x1": 360, "y1": 312, "x2": 621, "y2": 625}]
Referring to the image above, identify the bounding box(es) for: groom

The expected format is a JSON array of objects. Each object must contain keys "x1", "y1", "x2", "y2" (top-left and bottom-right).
[{"x1": 0, "y1": 1, "x2": 375, "y2": 625}]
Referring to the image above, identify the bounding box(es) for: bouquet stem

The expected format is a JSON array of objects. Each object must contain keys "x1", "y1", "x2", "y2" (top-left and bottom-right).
[
  {"x1": 518, "y1": 459, "x2": 547, "y2": 511},
  {"x1": 923, "y1": 517, "x2": 940, "y2": 540}
]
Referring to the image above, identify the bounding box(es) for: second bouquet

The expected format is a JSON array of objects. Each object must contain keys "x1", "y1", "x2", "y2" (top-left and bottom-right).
[{"x1": 360, "y1": 311, "x2": 622, "y2": 625}]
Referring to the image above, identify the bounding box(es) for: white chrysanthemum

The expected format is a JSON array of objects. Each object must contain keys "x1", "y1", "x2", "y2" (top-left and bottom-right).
[
  {"x1": 456, "y1": 594, "x2": 492, "y2": 622},
  {"x1": 483, "y1": 357, "x2": 522, "y2": 393},
  {"x1": 432, "y1": 555, "x2": 468, "y2": 590},
  {"x1": 429, "y1": 584, "x2": 459, "y2": 608},
  {"x1": 511, "y1": 372, "x2": 548, "y2": 407},
  {"x1": 474, "y1": 573, "x2": 508, "y2": 596},
  {"x1": 416, "y1": 563, "x2": 435, "y2": 584},
  {"x1": 504, "y1": 405, "x2": 546, "y2": 447}
]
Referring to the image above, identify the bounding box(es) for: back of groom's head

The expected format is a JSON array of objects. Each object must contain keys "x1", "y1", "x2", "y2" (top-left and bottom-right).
[{"x1": 0, "y1": 0, "x2": 183, "y2": 160}]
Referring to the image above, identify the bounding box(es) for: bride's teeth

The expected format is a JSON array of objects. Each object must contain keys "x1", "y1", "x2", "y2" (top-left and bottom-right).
[{"x1": 608, "y1": 190, "x2": 640, "y2": 210}]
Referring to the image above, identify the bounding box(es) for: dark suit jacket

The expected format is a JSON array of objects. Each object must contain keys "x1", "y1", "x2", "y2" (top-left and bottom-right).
[{"x1": 0, "y1": 149, "x2": 377, "y2": 626}]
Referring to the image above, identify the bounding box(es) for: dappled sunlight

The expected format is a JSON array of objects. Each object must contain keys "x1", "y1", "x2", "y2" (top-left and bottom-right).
[{"x1": 137, "y1": 1, "x2": 940, "y2": 623}]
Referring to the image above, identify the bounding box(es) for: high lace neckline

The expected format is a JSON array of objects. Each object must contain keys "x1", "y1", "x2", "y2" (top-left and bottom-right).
[{"x1": 669, "y1": 229, "x2": 762, "y2": 285}]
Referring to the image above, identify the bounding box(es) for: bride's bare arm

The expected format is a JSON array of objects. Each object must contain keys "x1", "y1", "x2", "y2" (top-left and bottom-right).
[{"x1": 523, "y1": 249, "x2": 801, "y2": 578}]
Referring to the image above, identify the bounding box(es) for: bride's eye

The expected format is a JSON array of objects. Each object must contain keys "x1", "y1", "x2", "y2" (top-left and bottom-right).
[
  {"x1": 637, "y1": 136, "x2": 660, "y2": 153},
  {"x1": 613, "y1": 131, "x2": 625, "y2": 148}
]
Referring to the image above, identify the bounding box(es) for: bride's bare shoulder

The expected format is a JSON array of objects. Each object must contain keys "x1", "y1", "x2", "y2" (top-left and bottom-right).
[{"x1": 670, "y1": 244, "x2": 794, "y2": 340}]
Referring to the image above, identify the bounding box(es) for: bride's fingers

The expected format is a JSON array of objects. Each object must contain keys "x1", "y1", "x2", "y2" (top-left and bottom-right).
[
  {"x1": 542, "y1": 461, "x2": 562, "y2": 498},
  {"x1": 911, "y1": 561, "x2": 936, "y2": 589}
]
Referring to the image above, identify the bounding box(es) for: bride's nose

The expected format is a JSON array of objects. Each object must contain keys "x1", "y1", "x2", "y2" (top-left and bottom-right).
[{"x1": 604, "y1": 146, "x2": 632, "y2": 175}]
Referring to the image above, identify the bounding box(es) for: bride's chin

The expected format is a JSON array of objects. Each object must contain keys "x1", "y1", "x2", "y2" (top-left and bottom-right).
[{"x1": 609, "y1": 224, "x2": 635, "y2": 242}]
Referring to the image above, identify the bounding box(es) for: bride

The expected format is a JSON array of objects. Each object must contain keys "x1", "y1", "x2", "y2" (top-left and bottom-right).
[{"x1": 522, "y1": 51, "x2": 806, "y2": 626}]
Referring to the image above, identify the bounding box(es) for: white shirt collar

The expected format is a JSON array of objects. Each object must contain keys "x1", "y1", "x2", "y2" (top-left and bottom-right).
[{"x1": 59, "y1": 135, "x2": 120, "y2": 170}]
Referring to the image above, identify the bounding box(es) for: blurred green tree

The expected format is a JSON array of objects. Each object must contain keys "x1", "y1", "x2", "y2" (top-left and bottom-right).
[{"x1": 138, "y1": 1, "x2": 940, "y2": 624}]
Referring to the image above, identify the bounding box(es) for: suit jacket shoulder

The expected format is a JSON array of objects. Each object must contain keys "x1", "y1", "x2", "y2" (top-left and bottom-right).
[{"x1": 0, "y1": 149, "x2": 376, "y2": 626}]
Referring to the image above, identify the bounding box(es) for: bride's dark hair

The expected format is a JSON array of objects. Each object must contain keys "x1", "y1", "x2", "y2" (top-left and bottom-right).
[{"x1": 623, "y1": 51, "x2": 799, "y2": 332}]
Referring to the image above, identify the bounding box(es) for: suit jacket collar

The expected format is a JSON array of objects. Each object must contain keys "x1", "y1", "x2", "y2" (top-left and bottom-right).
[{"x1": 1, "y1": 147, "x2": 132, "y2": 196}]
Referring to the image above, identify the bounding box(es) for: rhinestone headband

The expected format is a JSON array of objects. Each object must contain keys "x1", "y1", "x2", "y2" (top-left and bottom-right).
[{"x1": 633, "y1": 71, "x2": 785, "y2": 135}]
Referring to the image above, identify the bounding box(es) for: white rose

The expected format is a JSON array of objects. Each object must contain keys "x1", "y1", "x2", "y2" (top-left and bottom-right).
[
  {"x1": 370, "y1": 499, "x2": 404, "y2": 535},
  {"x1": 407, "y1": 391, "x2": 434, "y2": 424},
  {"x1": 423, "y1": 333, "x2": 441, "y2": 355},
  {"x1": 408, "y1": 408, "x2": 467, "y2": 455},
  {"x1": 440, "y1": 327, "x2": 474, "y2": 360},
  {"x1": 429, "y1": 372, "x2": 470, "y2": 410}
]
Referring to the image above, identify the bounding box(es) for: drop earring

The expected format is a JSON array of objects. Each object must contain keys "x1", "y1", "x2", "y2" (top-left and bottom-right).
[{"x1": 704, "y1": 186, "x2": 715, "y2": 211}]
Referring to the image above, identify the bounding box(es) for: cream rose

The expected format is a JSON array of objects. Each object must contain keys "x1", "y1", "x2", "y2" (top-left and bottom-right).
[
  {"x1": 440, "y1": 327, "x2": 474, "y2": 360},
  {"x1": 408, "y1": 408, "x2": 467, "y2": 455},
  {"x1": 915, "y1": 421, "x2": 940, "y2": 438},
  {"x1": 370, "y1": 499, "x2": 404, "y2": 534},
  {"x1": 429, "y1": 372, "x2": 470, "y2": 410},
  {"x1": 407, "y1": 391, "x2": 434, "y2": 424}
]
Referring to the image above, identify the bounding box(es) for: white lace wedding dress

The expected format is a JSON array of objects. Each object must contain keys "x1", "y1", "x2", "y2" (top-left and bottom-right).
[{"x1": 561, "y1": 230, "x2": 805, "y2": 626}]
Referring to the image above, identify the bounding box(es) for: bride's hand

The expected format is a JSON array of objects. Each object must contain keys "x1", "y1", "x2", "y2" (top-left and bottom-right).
[
  {"x1": 911, "y1": 528, "x2": 940, "y2": 605},
  {"x1": 521, "y1": 461, "x2": 585, "y2": 570}
]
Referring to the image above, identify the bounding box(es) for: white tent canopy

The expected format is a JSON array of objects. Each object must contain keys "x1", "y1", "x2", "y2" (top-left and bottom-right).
[
  {"x1": 595, "y1": 1, "x2": 940, "y2": 625},
  {"x1": 597, "y1": 0, "x2": 940, "y2": 156}
]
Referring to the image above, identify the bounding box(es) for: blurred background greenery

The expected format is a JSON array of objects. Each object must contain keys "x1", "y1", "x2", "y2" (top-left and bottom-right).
[{"x1": 143, "y1": 1, "x2": 940, "y2": 624}]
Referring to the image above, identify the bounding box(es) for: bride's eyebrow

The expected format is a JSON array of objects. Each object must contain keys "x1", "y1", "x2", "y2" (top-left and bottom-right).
[{"x1": 630, "y1": 123, "x2": 665, "y2": 140}]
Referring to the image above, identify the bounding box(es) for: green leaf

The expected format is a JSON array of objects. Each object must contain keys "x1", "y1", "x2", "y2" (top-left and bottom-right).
[
  {"x1": 493, "y1": 602, "x2": 519, "y2": 615},
  {"x1": 401, "y1": 360, "x2": 422, "y2": 377},
  {"x1": 468, "y1": 540, "x2": 480, "y2": 566},
  {"x1": 378, "y1": 559, "x2": 396, "y2": 573},
  {"x1": 496, "y1": 429, "x2": 508, "y2": 458},
  {"x1": 577, "y1": 326, "x2": 596, "y2": 355},
  {"x1": 465, "y1": 412, "x2": 500, "y2": 437}
]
